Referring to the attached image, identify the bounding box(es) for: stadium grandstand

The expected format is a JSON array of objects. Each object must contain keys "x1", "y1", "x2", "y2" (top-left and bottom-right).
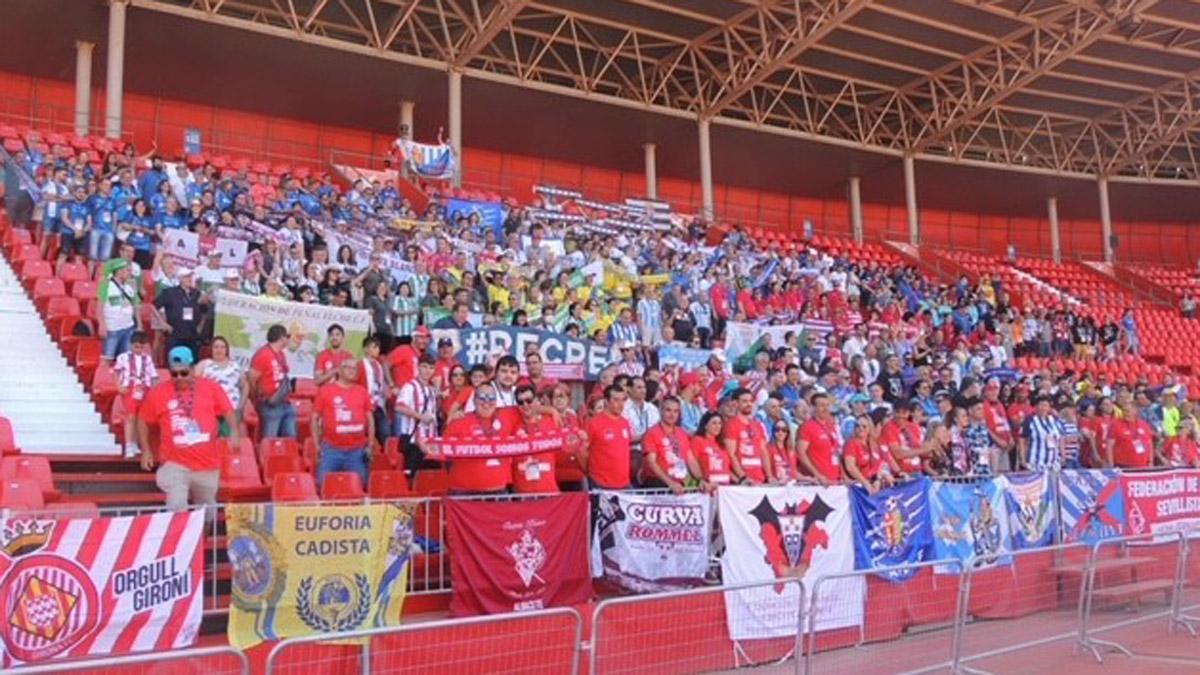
[{"x1": 2, "y1": 0, "x2": 1200, "y2": 673}]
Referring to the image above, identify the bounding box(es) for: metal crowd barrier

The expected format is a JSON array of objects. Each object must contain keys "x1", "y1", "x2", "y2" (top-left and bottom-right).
[
  {"x1": 590, "y1": 577, "x2": 805, "y2": 675},
  {"x1": 8, "y1": 645, "x2": 249, "y2": 674},
  {"x1": 265, "y1": 606, "x2": 584, "y2": 675}
]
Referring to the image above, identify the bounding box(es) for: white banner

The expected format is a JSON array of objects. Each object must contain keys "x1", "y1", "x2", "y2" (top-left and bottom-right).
[
  {"x1": 212, "y1": 290, "x2": 370, "y2": 377},
  {"x1": 161, "y1": 229, "x2": 199, "y2": 266},
  {"x1": 213, "y1": 237, "x2": 248, "y2": 269},
  {"x1": 591, "y1": 491, "x2": 711, "y2": 593},
  {"x1": 718, "y1": 485, "x2": 864, "y2": 640}
]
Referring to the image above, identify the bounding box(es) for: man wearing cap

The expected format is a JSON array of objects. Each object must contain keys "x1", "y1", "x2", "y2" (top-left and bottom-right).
[
  {"x1": 677, "y1": 370, "x2": 707, "y2": 434},
  {"x1": 388, "y1": 326, "x2": 430, "y2": 390},
  {"x1": 614, "y1": 341, "x2": 645, "y2": 378},
  {"x1": 195, "y1": 249, "x2": 225, "y2": 290},
  {"x1": 433, "y1": 337, "x2": 459, "y2": 389},
  {"x1": 315, "y1": 324, "x2": 354, "y2": 386},
  {"x1": 312, "y1": 357, "x2": 376, "y2": 490},
  {"x1": 137, "y1": 346, "x2": 237, "y2": 511},
  {"x1": 155, "y1": 266, "x2": 205, "y2": 362},
  {"x1": 1019, "y1": 395, "x2": 1062, "y2": 470},
  {"x1": 249, "y1": 324, "x2": 298, "y2": 438},
  {"x1": 98, "y1": 258, "x2": 141, "y2": 363}
]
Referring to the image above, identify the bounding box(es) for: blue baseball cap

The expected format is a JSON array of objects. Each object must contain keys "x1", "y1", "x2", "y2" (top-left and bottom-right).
[{"x1": 168, "y1": 346, "x2": 194, "y2": 367}]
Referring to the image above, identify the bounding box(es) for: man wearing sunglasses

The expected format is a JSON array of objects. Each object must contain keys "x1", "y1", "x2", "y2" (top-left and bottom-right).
[
  {"x1": 511, "y1": 384, "x2": 560, "y2": 494},
  {"x1": 427, "y1": 382, "x2": 516, "y2": 493},
  {"x1": 136, "y1": 346, "x2": 238, "y2": 511}
]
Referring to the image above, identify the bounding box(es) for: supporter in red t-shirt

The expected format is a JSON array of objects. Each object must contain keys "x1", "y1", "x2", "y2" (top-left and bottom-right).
[
  {"x1": 766, "y1": 420, "x2": 798, "y2": 482},
  {"x1": 511, "y1": 384, "x2": 561, "y2": 494},
  {"x1": 640, "y1": 397, "x2": 694, "y2": 493},
  {"x1": 1109, "y1": 400, "x2": 1155, "y2": 468},
  {"x1": 690, "y1": 411, "x2": 733, "y2": 491},
  {"x1": 982, "y1": 380, "x2": 1014, "y2": 466},
  {"x1": 248, "y1": 324, "x2": 297, "y2": 439},
  {"x1": 314, "y1": 323, "x2": 354, "y2": 386},
  {"x1": 843, "y1": 413, "x2": 893, "y2": 493},
  {"x1": 1084, "y1": 398, "x2": 1118, "y2": 467},
  {"x1": 426, "y1": 382, "x2": 515, "y2": 493},
  {"x1": 797, "y1": 392, "x2": 844, "y2": 484},
  {"x1": 583, "y1": 385, "x2": 633, "y2": 489},
  {"x1": 433, "y1": 337, "x2": 459, "y2": 389},
  {"x1": 881, "y1": 401, "x2": 926, "y2": 476},
  {"x1": 517, "y1": 352, "x2": 559, "y2": 396},
  {"x1": 388, "y1": 325, "x2": 431, "y2": 390},
  {"x1": 312, "y1": 358, "x2": 376, "y2": 491},
  {"x1": 723, "y1": 388, "x2": 771, "y2": 484},
  {"x1": 137, "y1": 346, "x2": 237, "y2": 511},
  {"x1": 1164, "y1": 417, "x2": 1200, "y2": 468}
]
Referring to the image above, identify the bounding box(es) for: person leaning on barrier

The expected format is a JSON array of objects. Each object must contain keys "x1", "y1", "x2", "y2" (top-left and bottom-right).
[
  {"x1": 420, "y1": 382, "x2": 517, "y2": 494},
  {"x1": 136, "y1": 346, "x2": 238, "y2": 512},
  {"x1": 639, "y1": 397, "x2": 694, "y2": 494}
]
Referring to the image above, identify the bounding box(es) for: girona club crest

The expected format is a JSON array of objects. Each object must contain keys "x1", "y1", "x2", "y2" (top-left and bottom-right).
[{"x1": 0, "y1": 553, "x2": 101, "y2": 663}]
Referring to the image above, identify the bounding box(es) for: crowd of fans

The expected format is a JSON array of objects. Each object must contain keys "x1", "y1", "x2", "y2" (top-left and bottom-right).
[{"x1": 16, "y1": 142, "x2": 1200, "y2": 511}]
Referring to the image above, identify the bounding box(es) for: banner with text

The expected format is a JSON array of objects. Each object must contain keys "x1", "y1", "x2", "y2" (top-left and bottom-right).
[
  {"x1": 1123, "y1": 469, "x2": 1200, "y2": 539},
  {"x1": 0, "y1": 510, "x2": 204, "y2": 666},
  {"x1": 425, "y1": 431, "x2": 568, "y2": 459},
  {"x1": 718, "y1": 485, "x2": 864, "y2": 639},
  {"x1": 446, "y1": 493, "x2": 591, "y2": 616},
  {"x1": 226, "y1": 503, "x2": 414, "y2": 650},
  {"x1": 590, "y1": 491, "x2": 711, "y2": 593},
  {"x1": 213, "y1": 289, "x2": 370, "y2": 377},
  {"x1": 431, "y1": 326, "x2": 618, "y2": 381}
]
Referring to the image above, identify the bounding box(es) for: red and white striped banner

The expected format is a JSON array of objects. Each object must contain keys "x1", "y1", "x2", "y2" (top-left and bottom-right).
[{"x1": 0, "y1": 509, "x2": 205, "y2": 666}]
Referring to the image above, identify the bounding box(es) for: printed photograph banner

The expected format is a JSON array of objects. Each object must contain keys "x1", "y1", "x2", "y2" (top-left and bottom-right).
[
  {"x1": 1122, "y1": 469, "x2": 1200, "y2": 539},
  {"x1": 590, "y1": 491, "x2": 711, "y2": 593},
  {"x1": 214, "y1": 289, "x2": 370, "y2": 377},
  {"x1": 1059, "y1": 469, "x2": 1126, "y2": 544},
  {"x1": 393, "y1": 138, "x2": 455, "y2": 180},
  {"x1": 851, "y1": 478, "x2": 933, "y2": 582},
  {"x1": 658, "y1": 345, "x2": 712, "y2": 371},
  {"x1": 446, "y1": 493, "x2": 591, "y2": 616},
  {"x1": 718, "y1": 485, "x2": 864, "y2": 640},
  {"x1": 0, "y1": 510, "x2": 205, "y2": 667},
  {"x1": 225, "y1": 503, "x2": 414, "y2": 650},
  {"x1": 1000, "y1": 472, "x2": 1057, "y2": 550},
  {"x1": 431, "y1": 326, "x2": 618, "y2": 381},
  {"x1": 447, "y1": 198, "x2": 504, "y2": 238},
  {"x1": 929, "y1": 479, "x2": 1012, "y2": 573}
]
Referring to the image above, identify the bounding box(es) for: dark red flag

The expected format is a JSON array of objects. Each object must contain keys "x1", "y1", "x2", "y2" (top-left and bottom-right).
[{"x1": 446, "y1": 493, "x2": 592, "y2": 616}]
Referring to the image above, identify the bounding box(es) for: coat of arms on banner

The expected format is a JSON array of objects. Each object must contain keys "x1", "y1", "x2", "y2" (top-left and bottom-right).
[
  {"x1": 750, "y1": 495, "x2": 832, "y2": 583},
  {"x1": 930, "y1": 479, "x2": 1012, "y2": 572},
  {"x1": 0, "y1": 520, "x2": 101, "y2": 663},
  {"x1": 969, "y1": 487, "x2": 1003, "y2": 558},
  {"x1": 509, "y1": 528, "x2": 547, "y2": 588},
  {"x1": 1000, "y1": 473, "x2": 1056, "y2": 549},
  {"x1": 851, "y1": 478, "x2": 932, "y2": 582}
]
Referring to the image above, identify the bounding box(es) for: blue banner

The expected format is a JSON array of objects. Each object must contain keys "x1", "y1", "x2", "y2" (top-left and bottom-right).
[
  {"x1": 929, "y1": 479, "x2": 1012, "y2": 571},
  {"x1": 1058, "y1": 469, "x2": 1126, "y2": 544},
  {"x1": 658, "y1": 345, "x2": 711, "y2": 371},
  {"x1": 851, "y1": 478, "x2": 933, "y2": 582},
  {"x1": 447, "y1": 198, "x2": 504, "y2": 240},
  {"x1": 1001, "y1": 472, "x2": 1057, "y2": 549},
  {"x1": 429, "y1": 326, "x2": 617, "y2": 380}
]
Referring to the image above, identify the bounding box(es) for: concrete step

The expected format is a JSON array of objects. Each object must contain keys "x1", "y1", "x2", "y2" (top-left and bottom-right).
[
  {"x1": 0, "y1": 400, "x2": 99, "y2": 418},
  {"x1": 0, "y1": 386, "x2": 95, "y2": 401}
]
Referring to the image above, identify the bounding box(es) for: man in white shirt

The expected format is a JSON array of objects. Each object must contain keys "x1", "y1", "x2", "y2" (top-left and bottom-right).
[
  {"x1": 622, "y1": 376, "x2": 660, "y2": 484},
  {"x1": 395, "y1": 354, "x2": 439, "y2": 471},
  {"x1": 195, "y1": 250, "x2": 226, "y2": 290}
]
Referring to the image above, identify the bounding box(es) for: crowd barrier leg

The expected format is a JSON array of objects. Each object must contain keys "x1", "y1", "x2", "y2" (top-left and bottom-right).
[
  {"x1": 1172, "y1": 529, "x2": 1199, "y2": 636},
  {"x1": 951, "y1": 543, "x2": 1091, "y2": 674},
  {"x1": 1078, "y1": 532, "x2": 1184, "y2": 663},
  {"x1": 804, "y1": 560, "x2": 959, "y2": 675},
  {"x1": 591, "y1": 578, "x2": 804, "y2": 675}
]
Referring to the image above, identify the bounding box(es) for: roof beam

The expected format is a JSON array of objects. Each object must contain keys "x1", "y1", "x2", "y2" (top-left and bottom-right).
[
  {"x1": 702, "y1": 0, "x2": 871, "y2": 118},
  {"x1": 908, "y1": 0, "x2": 1158, "y2": 153},
  {"x1": 452, "y1": 0, "x2": 533, "y2": 67}
]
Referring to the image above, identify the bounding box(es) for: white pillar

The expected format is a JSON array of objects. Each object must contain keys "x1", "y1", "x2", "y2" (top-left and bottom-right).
[
  {"x1": 698, "y1": 118, "x2": 714, "y2": 220},
  {"x1": 1099, "y1": 177, "x2": 1114, "y2": 263},
  {"x1": 104, "y1": 0, "x2": 127, "y2": 139},
  {"x1": 74, "y1": 41, "x2": 94, "y2": 137},
  {"x1": 903, "y1": 154, "x2": 918, "y2": 245},
  {"x1": 1047, "y1": 197, "x2": 1061, "y2": 264},
  {"x1": 643, "y1": 143, "x2": 658, "y2": 199},
  {"x1": 849, "y1": 176, "x2": 863, "y2": 244},
  {"x1": 447, "y1": 70, "x2": 463, "y2": 187},
  {"x1": 399, "y1": 100, "x2": 414, "y2": 140}
]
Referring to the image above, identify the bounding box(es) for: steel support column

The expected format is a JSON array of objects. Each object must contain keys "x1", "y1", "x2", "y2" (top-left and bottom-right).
[
  {"x1": 904, "y1": 155, "x2": 918, "y2": 245},
  {"x1": 448, "y1": 70, "x2": 462, "y2": 187},
  {"x1": 105, "y1": 0, "x2": 127, "y2": 139},
  {"x1": 1099, "y1": 177, "x2": 1114, "y2": 263},
  {"x1": 698, "y1": 119, "x2": 714, "y2": 221},
  {"x1": 849, "y1": 176, "x2": 863, "y2": 244},
  {"x1": 643, "y1": 143, "x2": 657, "y2": 200},
  {"x1": 1048, "y1": 197, "x2": 1062, "y2": 263}
]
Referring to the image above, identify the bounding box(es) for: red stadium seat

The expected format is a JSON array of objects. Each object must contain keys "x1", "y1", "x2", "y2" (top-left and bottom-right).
[
  {"x1": 368, "y1": 470, "x2": 411, "y2": 499},
  {"x1": 0, "y1": 417, "x2": 19, "y2": 455},
  {"x1": 220, "y1": 453, "x2": 266, "y2": 499},
  {"x1": 32, "y1": 277, "x2": 66, "y2": 312},
  {"x1": 259, "y1": 437, "x2": 300, "y2": 464},
  {"x1": 412, "y1": 469, "x2": 449, "y2": 496},
  {"x1": 0, "y1": 456, "x2": 60, "y2": 501},
  {"x1": 291, "y1": 377, "x2": 317, "y2": 400},
  {"x1": 263, "y1": 453, "x2": 303, "y2": 483},
  {"x1": 58, "y1": 262, "x2": 89, "y2": 284},
  {"x1": 0, "y1": 478, "x2": 44, "y2": 510},
  {"x1": 373, "y1": 437, "x2": 404, "y2": 471},
  {"x1": 70, "y1": 279, "x2": 97, "y2": 301},
  {"x1": 272, "y1": 472, "x2": 318, "y2": 502},
  {"x1": 321, "y1": 472, "x2": 365, "y2": 500}
]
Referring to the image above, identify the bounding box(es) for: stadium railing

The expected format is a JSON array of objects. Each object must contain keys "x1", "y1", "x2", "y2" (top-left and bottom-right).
[{"x1": 8, "y1": 645, "x2": 249, "y2": 674}]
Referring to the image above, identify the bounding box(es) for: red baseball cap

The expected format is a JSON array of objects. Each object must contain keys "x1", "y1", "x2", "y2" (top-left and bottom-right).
[{"x1": 413, "y1": 326, "x2": 431, "y2": 338}]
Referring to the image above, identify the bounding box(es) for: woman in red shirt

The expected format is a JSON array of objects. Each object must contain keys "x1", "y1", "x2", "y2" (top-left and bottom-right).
[
  {"x1": 844, "y1": 412, "x2": 895, "y2": 493},
  {"x1": 1109, "y1": 400, "x2": 1155, "y2": 469},
  {"x1": 549, "y1": 384, "x2": 587, "y2": 483},
  {"x1": 689, "y1": 411, "x2": 733, "y2": 492},
  {"x1": 766, "y1": 421, "x2": 798, "y2": 483},
  {"x1": 440, "y1": 365, "x2": 472, "y2": 419},
  {"x1": 1164, "y1": 417, "x2": 1200, "y2": 468}
]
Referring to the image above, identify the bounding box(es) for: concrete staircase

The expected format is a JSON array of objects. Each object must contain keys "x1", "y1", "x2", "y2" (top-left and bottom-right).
[{"x1": 0, "y1": 254, "x2": 120, "y2": 455}]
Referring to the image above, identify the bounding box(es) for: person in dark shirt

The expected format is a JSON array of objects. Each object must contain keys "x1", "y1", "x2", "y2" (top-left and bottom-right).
[
  {"x1": 154, "y1": 267, "x2": 207, "y2": 361},
  {"x1": 875, "y1": 355, "x2": 906, "y2": 403}
]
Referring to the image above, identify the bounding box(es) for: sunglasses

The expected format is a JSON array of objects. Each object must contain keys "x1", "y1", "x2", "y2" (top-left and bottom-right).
[
  {"x1": 774, "y1": 427, "x2": 789, "y2": 434},
  {"x1": 517, "y1": 398, "x2": 536, "y2": 406},
  {"x1": 170, "y1": 370, "x2": 191, "y2": 378},
  {"x1": 475, "y1": 393, "x2": 498, "y2": 402}
]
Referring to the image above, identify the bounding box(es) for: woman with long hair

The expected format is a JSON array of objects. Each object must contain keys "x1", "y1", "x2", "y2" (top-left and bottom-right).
[
  {"x1": 689, "y1": 411, "x2": 733, "y2": 492},
  {"x1": 195, "y1": 336, "x2": 248, "y2": 438},
  {"x1": 766, "y1": 420, "x2": 797, "y2": 483}
]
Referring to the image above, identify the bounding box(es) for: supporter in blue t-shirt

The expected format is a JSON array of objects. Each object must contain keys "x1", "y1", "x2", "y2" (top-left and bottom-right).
[
  {"x1": 155, "y1": 197, "x2": 186, "y2": 231},
  {"x1": 88, "y1": 181, "x2": 117, "y2": 263},
  {"x1": 137, "y1": 157, "x2": 167, "y2": 199},
  {"x1": 120, "y1": 198, "x2": 155, "y2": 267},
  {"x1": 61, "y1": 184, "x2": 92, "y2": 261}
]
